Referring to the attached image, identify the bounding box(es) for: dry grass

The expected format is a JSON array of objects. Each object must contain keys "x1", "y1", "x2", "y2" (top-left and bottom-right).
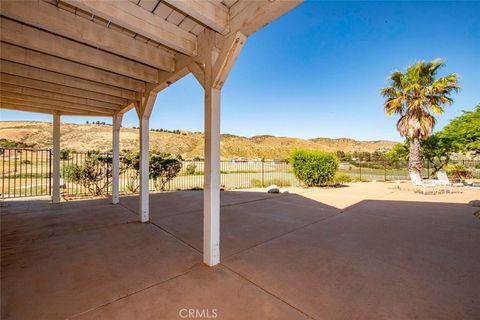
[{"x1": 0, "y1": 121, "x2": 398, "y2": 159}]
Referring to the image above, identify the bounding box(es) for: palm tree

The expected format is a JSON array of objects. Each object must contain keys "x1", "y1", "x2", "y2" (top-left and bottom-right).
[{"x1": 381, "y1": 59, "x2": 459, "y2": 175}]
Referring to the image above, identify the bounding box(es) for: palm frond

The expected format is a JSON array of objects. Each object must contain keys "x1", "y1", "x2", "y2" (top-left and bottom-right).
[{"x1": 381, "y1": 59, "x2": 459, "y2": 140}]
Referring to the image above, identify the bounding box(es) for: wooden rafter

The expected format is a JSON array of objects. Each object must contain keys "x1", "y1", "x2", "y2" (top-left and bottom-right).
[
  {"x1": 0, "y1": 83, "x2": 120, "y2": 110},
  {"x1": 163, "y1": 0, "x2": 229, "y2": 34},
  {"x1": 230, "y1": 0, "x2": 302, "y2": 36},
  {"x1": 0, "y1": 60, "x2": 135, "y2": 101},
  {"x1": 0, "y1": 102, "x2": 110, "y2": 116},
  {"x1": 0, "y1": 92, "x2": 116, "y2": 115},
  {"x1": 0, "y1": 43, "x2": 145, "y2": 92},
  {"x1": 0, "y1": 72, "x2": 128, "y2": 105},
  {"x1": 0, "y1": 18, "x2": 159, "y2": 82},
  {"x1": 0, "y1": 0, "x2": 175, "y2": 71},
  {"x1": 63, "y1": 0, "x2": 198, "y2": 56}
]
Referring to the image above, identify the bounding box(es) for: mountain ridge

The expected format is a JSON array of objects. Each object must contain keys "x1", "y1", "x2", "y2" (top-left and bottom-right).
[{"x1": 0, "y1": 121, "x2": 398, "y2": 159}]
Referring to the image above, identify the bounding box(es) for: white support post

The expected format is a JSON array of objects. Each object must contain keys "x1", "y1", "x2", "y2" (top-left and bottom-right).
[
  {"x1": 52, "y1": 112, "x2": 61, "y2": 203},
  {"x1": 203, "y1": 87, "x2": 221, "y2": 266},
  {"x1": 197, "y1": 31, "x2": 246, "y2": 267},
  {"x1": 112, "y1": 113, "x2": 123, "y2": 204},
  {"x1": 139, "y1": 115, "x2": 150, "y2": 222},
  {"x1": 135, "y1": 92, "x2": 156, "y2": 223}
]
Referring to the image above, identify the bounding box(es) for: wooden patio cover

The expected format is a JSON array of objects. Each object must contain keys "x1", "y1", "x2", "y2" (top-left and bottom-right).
[{"x1": 0, "y1": 0, "x2": 302, "y2": 265}]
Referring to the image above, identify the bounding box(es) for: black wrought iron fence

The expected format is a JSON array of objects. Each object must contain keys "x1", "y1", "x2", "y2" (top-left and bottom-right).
[
  {"x1": 339, "y1": 159, "x2": 480, "y2": 181},
  {"x1": 0, "y1": 148, "x2": 300, "y2": 198},
  {"x1": 0, "y1": 148, "x2": 52, "y2": 198},
  {"x1": 1, "y1": 148, "x2": 479, "y2": 199}
]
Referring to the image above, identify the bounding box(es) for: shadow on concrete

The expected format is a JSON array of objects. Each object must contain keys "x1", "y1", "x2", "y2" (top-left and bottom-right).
[{"x1": 1, "y1": 191, "x2": 479, "y2": 319}]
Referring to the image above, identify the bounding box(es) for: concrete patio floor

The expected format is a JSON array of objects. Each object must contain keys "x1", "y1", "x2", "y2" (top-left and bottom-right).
[{"x1": 1, "y1": 183, "x2": 480, "y2": 319}]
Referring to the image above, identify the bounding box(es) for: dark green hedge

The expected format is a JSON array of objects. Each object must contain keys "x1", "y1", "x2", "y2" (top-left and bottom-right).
[{"x1": 290, "y1": 149, "x2": 339, "y2": 186}]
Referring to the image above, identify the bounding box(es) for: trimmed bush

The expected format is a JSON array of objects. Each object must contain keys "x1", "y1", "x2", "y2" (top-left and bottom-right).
[
  {"x1": 334, "y1": 172, "x2": 352, "y2": 184},
  {"x1": 445, "y1": 164, "x2": 472, "y2": 181},
  {"x1": 185, "y1": 164, "x2": 196, "y2": 175},
  {"x1": 290, "y1": 149, "x2": 339, "y2": 186}
]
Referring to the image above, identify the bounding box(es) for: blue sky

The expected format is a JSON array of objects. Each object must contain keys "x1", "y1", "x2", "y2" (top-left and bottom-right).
[{"x1": 1, "y1": 1, "x2": 479, "y2": 142}]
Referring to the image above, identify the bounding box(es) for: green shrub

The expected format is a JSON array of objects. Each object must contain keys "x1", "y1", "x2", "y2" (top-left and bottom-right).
[
  {"x1": 0, "y1": 138, "x2": 34, "y2": 148},
  {"x1": 290, "y1": 149, "x2": 338, "y2": 186},
  {"x1": 445, "y1": 164, "x2": 472, "y2": 180},
  {"x1": 185, "y1": 164, "x2": 196, "y2": 175},
  {"x1": 334, "y1": 172, "x2": 352, "y2": 184},
  {"x1": 149, "y1": 153, "x2": 182, "y2": 191},
  {"x1": 60, "y1": 148, "x2": 72, "y2": 160}
]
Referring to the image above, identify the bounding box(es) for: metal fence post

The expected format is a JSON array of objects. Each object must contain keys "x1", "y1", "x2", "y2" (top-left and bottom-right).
[
  {"x1": 384, "y1": 161, "x2": 387, "y2": 181},
  {"x1": 261, "y1": 159, "x2": 265, "y2": 188},
  {"x1": 359, "y1": 162, "x2": 362, "y2": 181}
]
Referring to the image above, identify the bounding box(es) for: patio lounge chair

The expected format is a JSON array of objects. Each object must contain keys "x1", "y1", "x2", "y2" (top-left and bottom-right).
[
  {"x1": 435, "y1": 170, "x2": 464, "y2": 193},
  {"x1": 409, "y1": 172, "x2": 437, "y2": 195}
]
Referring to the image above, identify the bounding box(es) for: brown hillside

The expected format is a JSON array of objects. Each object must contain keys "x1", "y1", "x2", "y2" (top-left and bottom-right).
[{"x1": 0, "y1": 121, "x2": 398, "y2": 159}]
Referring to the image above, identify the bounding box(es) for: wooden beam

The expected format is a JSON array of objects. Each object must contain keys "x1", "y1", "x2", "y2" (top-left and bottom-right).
[
  {"x1": 0, "y1": 83, "x2": 119, "y2": 110},
  {"x1": 212, "y1": 32, "x2": 246, "y2": 89},
  {"x1": 0, "y1": 0, "x2": 175, "y2": 71},
  {"x1": 0, "y1": 92, "x2": 115, "y2": 115},
  {"x1": 230, "y1": 0, "x2": 302, "y2": 36},
  {"x1": 163, "y1": 0, "x2": 229, "y2": 34},
  {"x1": 0, "y1": 43, "x2": 145, "y2": 92},
  {"x1": 201, "y1": 29, "x2": 221, "y2": 266},
  {"x1": 0, "y1": 101, "x2": 111, "y2": 116},
  {"x1": 64, "y1": 0, "x2": 198, "y2": 56},
  {"x1": 1, "y1": 102, "x2": 80, "y2": 116},
  {"x1": 135, "y1": 91, "x2": 158, "y2": 222},
  {"x1": 0, "y1": 72, "x2": 128, "y2": 105},
  {"x1": 0, "y1": 18, "x2": 159, "y2": 82},
  {"x1": 0, "y1": 60, "x2": 135, "y2": 101},
  {"x1": 188, "y1": 62, "x2": 205, "y2": 89}
]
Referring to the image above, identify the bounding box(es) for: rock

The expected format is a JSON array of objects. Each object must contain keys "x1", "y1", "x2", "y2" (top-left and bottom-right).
[
  {"x1": 468, "y1": 200, "x2": 480, "y2": 207},
  {"x1": 267, "y1": 185, "x2": 280, "y2": 193}
]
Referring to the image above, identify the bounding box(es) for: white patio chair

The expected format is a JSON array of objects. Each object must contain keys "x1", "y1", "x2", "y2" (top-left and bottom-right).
[
  {"x1": 409, "y1": 172, "x2": 437, "y2": 195},
  {"x1": 435, "y1": 170, "x2": 464, "y2": 193}
]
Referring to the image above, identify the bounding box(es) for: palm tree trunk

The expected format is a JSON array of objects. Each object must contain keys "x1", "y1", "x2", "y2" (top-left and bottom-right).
[{"x1": 408, "y1": 137, "x2": 423, "y2": 175}]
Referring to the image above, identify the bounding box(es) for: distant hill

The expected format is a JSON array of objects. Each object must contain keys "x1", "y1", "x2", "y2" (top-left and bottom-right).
[{"x1": 0, "y1": 121, "x2": 398, "y2": 159}]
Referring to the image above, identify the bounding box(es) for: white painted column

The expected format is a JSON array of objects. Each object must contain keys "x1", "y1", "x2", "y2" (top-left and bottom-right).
[
  {"x1": 112, "y1": 114, "x2": 123, "y2": 204},
  {"x1": 52, "y1": 112, "x2": 61, "y2": 203},
  {"x1": 204, "y1": 87, "x2": 221, "y2": 266},
  {"x1": 139, "y1": 115, "x2": 150, "y2": 222}
]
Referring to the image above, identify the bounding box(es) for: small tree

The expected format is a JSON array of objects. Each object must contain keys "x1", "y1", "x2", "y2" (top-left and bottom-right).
[
  {"x1": 420, "y1": 134, "x2": 454, "y2": 176},
  {"x1": 60, "y1": 148, "x2": 72, "y2": 160},
  {"x1": 437, "y1": 104, "x2": 480, "y2": 155},
  {"x1": 121, "y1": 150, "x2": 141, "y2": 192},
  {"x1": 149, "y1": 153, "x2": 182, "y2": 191},
  {"x1": 185, "y1": 164, "x2": 197, "y2": 175},
  {"x1": 386, "y1": 143, "x2": 409, "y2": 162},
  {"x1": 371, "y1": 150, "x2": 387, "y2": 162},
  {"x1": 120, "y1": 151, "x2": 182, "y2": 192},
  {"x1": 290, "y1": 149, "x2": 338, "y2": 186},
  {"x1": 63, "y1": 153, "x2": 113, "y2": 196}
]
